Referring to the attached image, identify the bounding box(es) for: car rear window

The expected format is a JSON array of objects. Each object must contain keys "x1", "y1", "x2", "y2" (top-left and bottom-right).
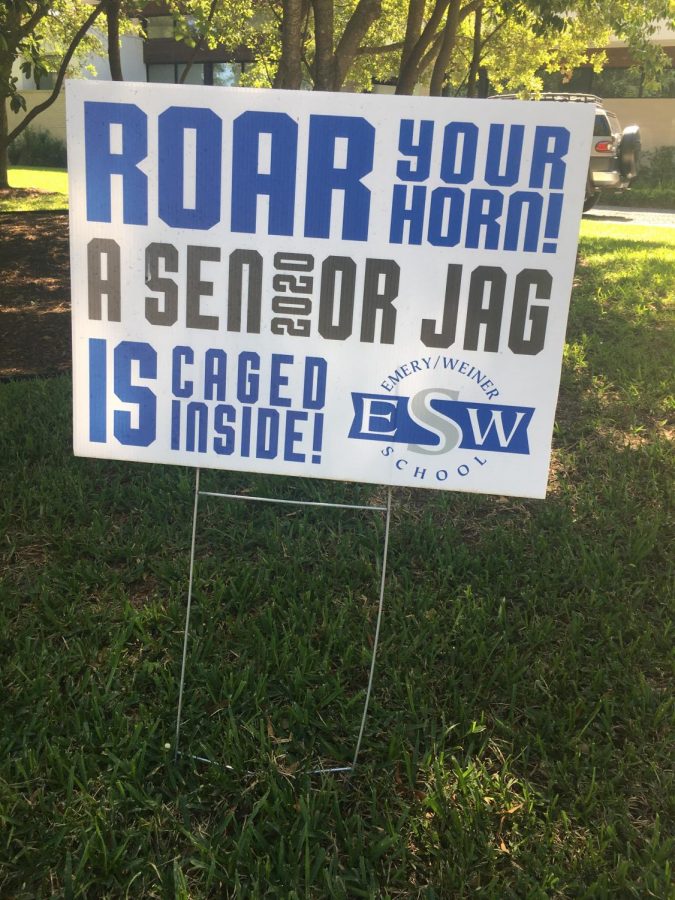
[
  {"x1": 594, "y1": 114, "x2": 612, "y2": 136},
  {"x1": 607, "y1": 112, "x2": 621, "y2": 132}
]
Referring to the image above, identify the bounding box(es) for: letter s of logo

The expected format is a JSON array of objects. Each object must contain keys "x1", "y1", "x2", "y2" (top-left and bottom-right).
[{"x1": 408, "y1": 388, "x2": 461, "y2": 455}]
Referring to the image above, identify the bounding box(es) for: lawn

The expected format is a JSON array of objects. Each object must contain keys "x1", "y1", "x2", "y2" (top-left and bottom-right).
[
  {"x1": 1, "y1": 167, "x2": 68, "y2": 212},
  {"x1": 1, "y1": 222, "x2": 673, "y2": 896}
]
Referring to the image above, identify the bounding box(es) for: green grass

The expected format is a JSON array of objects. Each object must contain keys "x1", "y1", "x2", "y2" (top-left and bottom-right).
[
  {"x1": 1, "y1": 166, "x2": 68, "y2": 212},
  {"x1": 1, "y1": 222, "x2": 673, "y2": 896},
  {"x1": 7, "y1": 166, "x2": 68, "y2": 193}
]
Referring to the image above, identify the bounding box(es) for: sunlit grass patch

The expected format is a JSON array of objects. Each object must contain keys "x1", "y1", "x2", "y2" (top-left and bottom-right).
[
  {"x1": 569, "y1": 224, "x2": 674, "y2": 434},
  {"x1": 1, "y1": 166, "x2": 68, "y2": 212},
  {"x1": 8, "y1": 166, "x2": 68, "y2": 193}
]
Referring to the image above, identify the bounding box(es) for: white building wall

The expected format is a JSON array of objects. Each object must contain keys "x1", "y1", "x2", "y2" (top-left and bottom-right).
[
  {"x1": 7, "y1": 91, "x2": 67, "y2": 143},
  {"x1": 607, "y1": 99, "x2": 675, "y2": 151},
  {"x1": 81, "y1": 35, "x2": 147, "y2": 83},
  {"x1": 10, "y1": 32, "x2": 146, "y2": 90}
]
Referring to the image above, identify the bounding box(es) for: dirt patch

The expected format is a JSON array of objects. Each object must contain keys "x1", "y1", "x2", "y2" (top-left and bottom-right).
[{"x1": 0, "y1": 210, "x2": 71, "y2": 378}]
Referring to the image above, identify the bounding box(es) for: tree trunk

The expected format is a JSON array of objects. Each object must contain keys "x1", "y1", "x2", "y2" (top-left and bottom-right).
[
  {"x1": 0, "y1": 96, "x2": 9, "y2": 190},
  {"x1": 106, "y1": 0, "x2": 124, "y2": 81},
  {"x1": 396, "y1": 0, "x2": 450, "y2": 95},
  {"x1": 466, "y1": 4, "x2": 483, "y2": 97},
  {"x1": 477, "y1": 65, "x2": 488, "y2": 97},
  {"x1": 1, "y1": 8, "x2": 23, "y2": 189},
  {"x1": 401, "y1": 0, "x2": 426, "y2": 72},
  {"x1": 312, "y1": 0, "x2": 335, "y2": 90},
  {"x1": 429, "y1": 0, "x2": 461, "y2": 96},
  {"x1": 332, "y1": 0, "x2": 381, "y2": 90},
  {"x1": 273, "y1": 0, "x2": 305, "y2": 89}
]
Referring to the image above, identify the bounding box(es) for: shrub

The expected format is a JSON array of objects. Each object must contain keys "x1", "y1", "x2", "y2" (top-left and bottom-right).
[
  {"x1": 599, "y1": 185, "x2": 675, "y2": 209},
  {"x1": 638, "y1": 147, "x2": 675, "y2": 188},
  {"x1": 8, "y1": 128, "x2": 67, "y2": 168}
]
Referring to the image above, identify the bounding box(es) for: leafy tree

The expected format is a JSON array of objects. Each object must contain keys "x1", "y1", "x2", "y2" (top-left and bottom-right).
[
  {"x1": 163, "y1": 0, "x2": 256, "y2": 84},
  {"x1": 0, "y1": 1, "x2": 140, "y2": 188},
  {"x1": 208, "y1": 0, "x2": 672, "y2": 96},
  {"x1": 1, "y1": 0, "x2": 672, "y2": 189},
  {"x1": 443, "y1": 3, "x2": 613, "y2": 97}
]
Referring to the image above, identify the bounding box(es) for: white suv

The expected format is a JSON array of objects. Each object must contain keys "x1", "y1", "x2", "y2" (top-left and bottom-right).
[{"x1": 490, "y1": 93, "x2": 641, "y2": 210}]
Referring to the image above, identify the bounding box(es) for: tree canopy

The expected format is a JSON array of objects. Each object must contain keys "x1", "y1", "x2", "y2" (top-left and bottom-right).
[
  {"x1": 231, "y1": 0, "x2": 673, "y2": 93},
  {"x1": 1, "y1": 0, "x2": 673, "y2": 188},
  {"x1": 0, "y1": 0, "x2": 140, "y2": 187}
]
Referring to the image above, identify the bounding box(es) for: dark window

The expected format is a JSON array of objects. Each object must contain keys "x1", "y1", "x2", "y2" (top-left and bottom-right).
[
  {"x1": 594, "y1": 114, "x2": 611, "y2": 136},
  {"x1": 146, "y1": 16, "x2": 174, "y2": 39},
  {"x1": 181, "y1": 64, "x2": 205, "y2": 86},
  {"x1": 212, "y1": 63, "x2": 241, "y2": 86},
  {"x1": 147, "y1": 63, "x2": 176, "y2": 83}
]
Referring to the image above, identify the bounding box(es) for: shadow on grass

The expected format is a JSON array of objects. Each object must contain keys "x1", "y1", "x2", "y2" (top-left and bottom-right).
[{"x1": 0, "y1": 229, "x2": 672, "y2": 895}]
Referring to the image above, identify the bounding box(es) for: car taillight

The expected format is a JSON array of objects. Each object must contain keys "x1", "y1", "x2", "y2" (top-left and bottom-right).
[{"x1": 595, "y1": 140, "x2": 615, "y2": 152}]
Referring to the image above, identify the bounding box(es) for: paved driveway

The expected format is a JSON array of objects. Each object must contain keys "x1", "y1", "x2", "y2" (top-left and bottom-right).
[{"x1": 584, "y1": 206, "x2": 675, "y2": 227}]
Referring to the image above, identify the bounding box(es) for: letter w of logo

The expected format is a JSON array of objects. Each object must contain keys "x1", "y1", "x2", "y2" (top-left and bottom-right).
[
  {"x1": 466, "y1": 408, "x2": 526, "y2": 448},
  {"x1": 430, "y1": 399, "x2": 534, "y2": 454}
]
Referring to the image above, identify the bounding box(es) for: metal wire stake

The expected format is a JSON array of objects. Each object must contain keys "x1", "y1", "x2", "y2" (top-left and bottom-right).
[
  {"x1": 174, "y1": 467, "x2": 201, "y2": 762},
  {"x1": 351, "y1": 486, "x2": 393, "y2": 771}
]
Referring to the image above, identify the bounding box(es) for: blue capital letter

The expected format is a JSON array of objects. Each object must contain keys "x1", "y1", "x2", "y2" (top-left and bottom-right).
[
  {"x1": 305, "y1": 115, "x2": 374, "y2": 241},
  {"x1": 231, "y1": 111, "x2": 297, "y2": 235},
  {"x1": 158, "y1": 106, "x2": 222, "y2": 230},
  {"x1": 85, "y1": 101, "x2": 148, "y2": 224},
  {"x1": 113, "y1": 342, "x2": 157, "y2": 447}
]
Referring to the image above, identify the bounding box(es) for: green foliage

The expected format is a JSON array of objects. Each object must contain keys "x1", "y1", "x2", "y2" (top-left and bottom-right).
[
  {"x1": 639, "y1": 147, "x2": 675, "y2": 187},
  {"x1": 598, "y1": 148, "x2": 675, "y2": 208},
  {"x1": 598, "y1": 186, "x2": 675, "y2": 209},
  {"x1": 484, "y1": 13, "x2": 610, "y2": 95},
  {"x1": 161, "y1": 0, "x2": 674, "y2": 95},
  {"x1": 7, "y1": 128, "x2": 66, "y2": 167},
  {"x1": 0, "y1": 222, "x2": 673, "y2": 895},
  {"x1": 0, "y1": 2, "x2": 108, "y2": 101}
]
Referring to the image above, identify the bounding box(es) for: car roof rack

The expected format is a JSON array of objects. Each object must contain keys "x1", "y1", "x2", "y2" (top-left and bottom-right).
[{"x1": 489, "y1": 92, "x2": 603, "y2": 104}]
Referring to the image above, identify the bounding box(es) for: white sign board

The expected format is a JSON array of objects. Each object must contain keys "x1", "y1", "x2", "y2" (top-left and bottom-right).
[{"x1": 66, "y1": 81, "x2": 593, "y2": 498}]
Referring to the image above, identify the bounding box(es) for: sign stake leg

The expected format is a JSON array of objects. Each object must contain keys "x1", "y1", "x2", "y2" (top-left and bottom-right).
[
  {"x1": 174, "y1": 467, "x2": 201, "y2": 762},
  {"x1": 351, "y1": 486, "x2": 393, "y2": 771}
]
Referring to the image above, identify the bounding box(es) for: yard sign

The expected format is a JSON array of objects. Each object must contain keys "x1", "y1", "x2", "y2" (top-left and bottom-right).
[{"x1": 66, "y1": 81, "x2": 593, "y2": 499}]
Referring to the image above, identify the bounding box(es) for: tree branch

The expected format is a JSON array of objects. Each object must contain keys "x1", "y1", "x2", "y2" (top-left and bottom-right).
[
  {"x1": 458, "y1": 0, "x2": 484, "y2": 23},
  {"x1": 311, "y1": 0, "x2": 334, "y2": 90},
  {"x1": 18, "y1": 3, "x2": 49, "y2": 41},
  {"x1": 417, "y1": 29, "x2": 444, "y2": 78},
  {"x1": 466, "y1": 2, "x2": 483, "y2": 96},
  {"x1": 396, "y1": 0, "x2": 451, "y2": 94},
  {"x1": 333, "y1": 0, "x2": 382, "y2": 89},
  {"x1": 179, "y1": 0, "x2": 219, "y2": 84},
  {"x1": 401, "y1": 0, "x2": 425, "y2": 69},
  {"x1": 477, "y1": 17, "x2": 508, "y2": 55},
  {"x1": 430, "y1": 0, "x2": 461, "y2": 95},
  {"x1": 357, "y1": 40, "x2": 404, "y2": 56},
  {"x1": 107, "y1": 0, "x2": 123, "y2": 81},
  {"x1": 273, "y1": 0, "x2": 305, "y2": 88},
  {"x1": 7, "y1": 1, "x2": 108, "y2": 145}
]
